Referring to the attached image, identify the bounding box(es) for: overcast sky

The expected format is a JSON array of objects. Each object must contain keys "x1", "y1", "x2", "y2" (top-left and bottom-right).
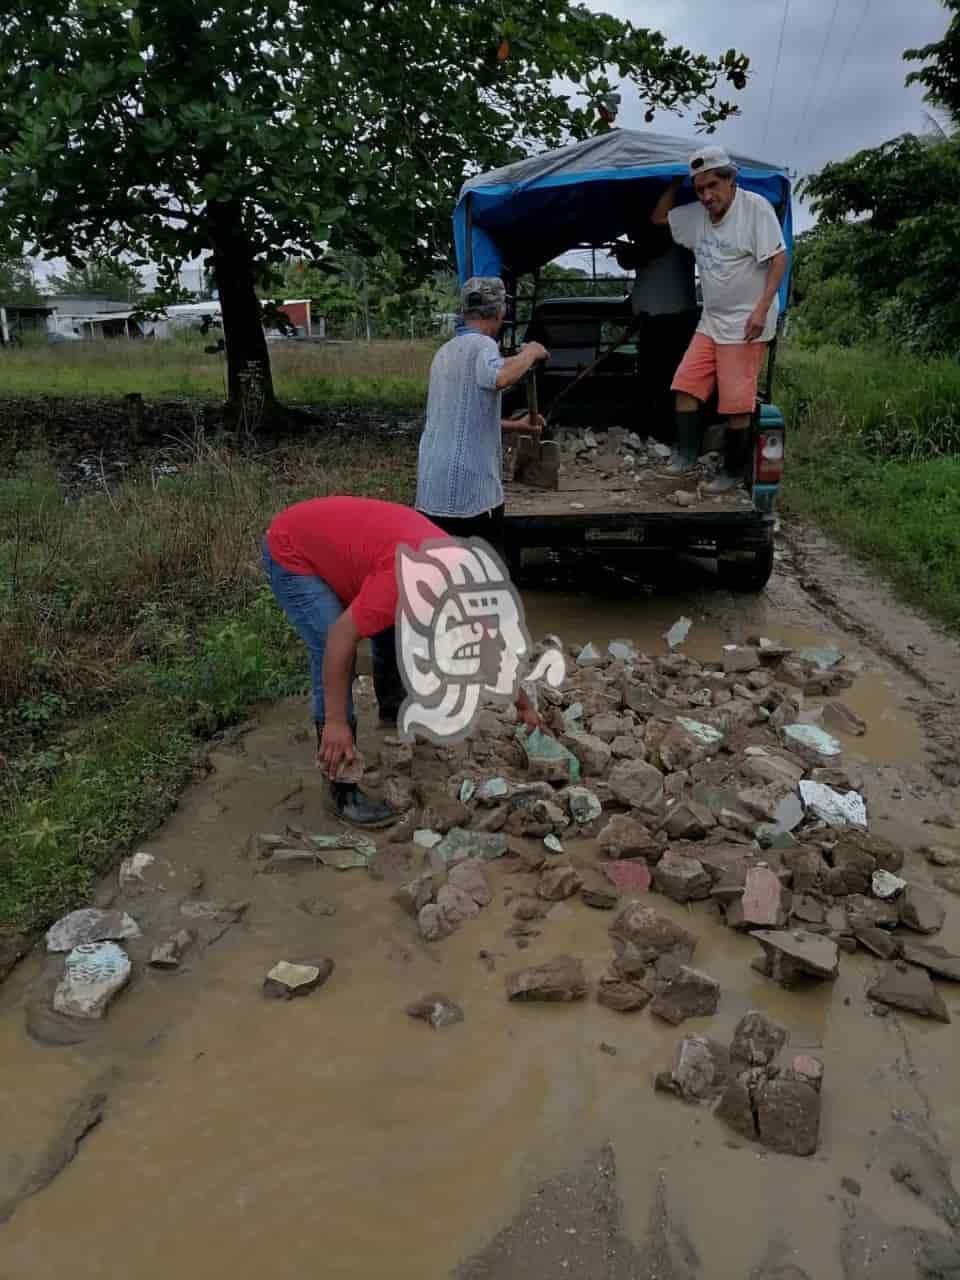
[{"x1": 592, "y1": 0, "x2": 950, "y2": 231}]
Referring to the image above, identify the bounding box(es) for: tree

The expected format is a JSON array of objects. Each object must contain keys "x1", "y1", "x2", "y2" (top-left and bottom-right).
[
  {"x1": 47, "y1": 256, "x2": 144, "y2": 300},
  {"x1": 0, "y1": 257, "x2": 40, "y2": 304},
  {"x1": 798, "y1": 134, "x2": 960, "y2": 352},
  {"x1": 906, "y1": 0, "x2": 960, "y2": 125},
  {"x1": 0, "y1": 1, "x2": 748, "y2": 415}
]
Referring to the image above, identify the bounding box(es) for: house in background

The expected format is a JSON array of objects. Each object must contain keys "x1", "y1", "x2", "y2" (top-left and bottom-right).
[{"x1": 0, "y1": 302, "x2": 55, "y2": 346}]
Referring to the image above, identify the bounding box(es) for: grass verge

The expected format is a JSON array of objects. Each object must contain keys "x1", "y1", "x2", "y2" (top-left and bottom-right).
[
  {"x1": 0, "y1": 433, "x2": 418, "y2": 940},
  {"x1": 778, "y1": 344, "x2": 960, "y2": 629},
  {"x1": 0, "y1": 334, "x2": 435, "y2": 406}
]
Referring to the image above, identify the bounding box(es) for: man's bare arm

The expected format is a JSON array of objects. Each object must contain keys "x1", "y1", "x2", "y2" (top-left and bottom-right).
[
  {"x1": 650, "y1": 175, "x2": 684, "y2": 226},
  {"x1": 744, "y1": 251, "x2": 788, "y2": 341},
  {"x1": 495, "y1": 341, "x2": 549, "y2": 390}
]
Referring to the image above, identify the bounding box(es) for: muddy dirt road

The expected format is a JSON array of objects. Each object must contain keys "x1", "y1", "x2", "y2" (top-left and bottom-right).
[{"x1": 2, "y1": 525, "x2": 960, "y2": 1280}]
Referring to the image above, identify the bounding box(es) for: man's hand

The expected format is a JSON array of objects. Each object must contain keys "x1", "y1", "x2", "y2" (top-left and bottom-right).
[
  {"x1": 520, "y1": 341, "x2": 549, "y2": 363},
  {"x1": 503, "y1": 412, "x2": 545, "y2": 434},
  {"x1": 317, "y1": 721, "x2": 356, "y2": 778},
  {"x1": 744, "y1": 303, "x2": 768, "y2": 342}
]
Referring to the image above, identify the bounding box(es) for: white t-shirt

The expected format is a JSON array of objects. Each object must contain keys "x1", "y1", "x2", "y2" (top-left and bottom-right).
[{"x1": 668, "y1": 188, "x2": 786, "y2": 344}]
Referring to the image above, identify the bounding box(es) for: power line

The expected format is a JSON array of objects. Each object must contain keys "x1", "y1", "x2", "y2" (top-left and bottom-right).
[
  {"x1": 803, "y1": 0, "x2": 874, "y2": 144},
  {"x1": 763, "y1": 0, "x2": 793, "y2": 150},
  {"x1": 792, "y1": 0, "x2": 844, "y2": 146}
]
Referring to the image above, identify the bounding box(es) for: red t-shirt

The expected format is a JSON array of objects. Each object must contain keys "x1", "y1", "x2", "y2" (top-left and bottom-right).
[{"x1": 266, "y1": 497, "x2": 446, "y2": 637}]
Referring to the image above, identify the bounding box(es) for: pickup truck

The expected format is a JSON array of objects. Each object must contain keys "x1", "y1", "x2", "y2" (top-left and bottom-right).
[
  {"x1": 451, "y1": 129, "x2": 793, "y2": 593},
  {"x1": 500, "y1": 294, "x2": 784, "y2": 593}
]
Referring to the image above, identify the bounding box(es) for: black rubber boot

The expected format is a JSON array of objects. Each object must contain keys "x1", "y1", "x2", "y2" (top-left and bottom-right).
[
  {"x1": 330, "y1": 782, "x2": 398, "y2": 829},
  {"x1": 705, "y1": 427, "x2": 751, "y2": 494},
  {"x1": 661, "y1": 410, "x2": 701, "y2": 476}
]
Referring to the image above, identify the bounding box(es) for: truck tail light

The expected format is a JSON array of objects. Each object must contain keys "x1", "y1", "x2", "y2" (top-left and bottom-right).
[{"x1": 755, "y1": 430, "x2": 784, "y2": 485}]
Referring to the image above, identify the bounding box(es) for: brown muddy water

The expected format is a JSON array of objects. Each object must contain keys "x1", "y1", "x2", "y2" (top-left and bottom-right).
[{"x1": 1, "y1": 571, "x2": 958, "y2": 1279}]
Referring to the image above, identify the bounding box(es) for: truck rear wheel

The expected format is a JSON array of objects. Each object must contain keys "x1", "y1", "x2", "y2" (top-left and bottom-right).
[{"x1": 717, "y1": 537, "x2": 775, "y2": 593}]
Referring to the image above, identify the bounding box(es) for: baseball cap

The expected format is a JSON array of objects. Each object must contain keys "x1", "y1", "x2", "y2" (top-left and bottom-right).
[
  {"x1": 688, "y1": 145, "x2": 736, "y2": 176},
  {"x1": 461, "y1": 277, "x2": 507, "y2": 311}
]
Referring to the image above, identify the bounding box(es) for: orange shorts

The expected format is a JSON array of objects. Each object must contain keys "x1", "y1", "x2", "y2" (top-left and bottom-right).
[{"x1": 671, "y1": 332, "x2": 768, "y2": 416}]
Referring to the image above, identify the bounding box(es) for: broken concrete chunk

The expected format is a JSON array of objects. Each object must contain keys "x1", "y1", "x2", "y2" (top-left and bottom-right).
[
  {"x1": 406, "y1": 993, "x2": 464, "y2": 1029},
  {"x1": 543, "y1": 834, "x2": 564, "y2": 855},
  {"x1": 655, "y1": 1035, "x2": 730, "y2": 1102},
  {"x1": 476, "y1": 777, "x2": 511, "y2": 805},
  {"x1": 565, "y1": 786, "x2": 603, "y2": 826},
  {"x1": 576, "y1": 642, "x2": 605, "y2": 667},
  {"x1": 436, "y1": 883, "x2": 481, "y2": 927},
  {"x1": 413, "y1": 829, "x2": 443, "y2": 850},
  {"x1": 433, "y1": 828, "x2": 508, "y2": 865},
  {"x1": 742, "y1": 754, "x2": 805, "y2": 788},
  {"x1": 418, "y1": 903, "x2": 454, "y2": 942},
  {"x1": 459, "y1": 779, "x2": 477, "y2": 804},
  {"x1": 653, "y1": 851, "x2": 712, "y2": 903},
  {"x1": 561, "y1": 730, "x2": 613, "y2": 777},
  {"x1": 898, "y1": 885, "x2": 946, "y2": 935},
  {"x1": 663, "y1": 617, "x2": 692, "y2": 650},
  {"x1": 597, "y1": 973, "x2": 655, "y2": 1012},
  {"x1": 823, "y1": 701, "x2": 866, "y2": 737},
  {"x1": 782, "y1": 723, "x2": 843, "y2": 765},
  {"x1": 263, "y1": 958, "x2": 335, "y2": 1000},
  {"x1": 798, "y1": 781, "x2": 867, "y2": 829},
  {"x1": 868, "y1": 963, "x2": 950, "y2": 1022},
  {"x1": 872, "y1": 869, "x2": 906, "y2": 900},
  {"x1": 854, "y1": 924, "x2": 901, "y2": 960},
  {"x1": 603, "y1": 861, "x2": 652, "y2": 896},
  {"x1": 715, "y1": 1076, "x2": 758, "y2": 1142},
  {"x1": 537, "y1": 865, "x2": 582, "y2": 902},
  {"x1": 379, "y1": 738, "x2": 414, "y2": 773},
  {"x1": 119, "y1": 850, "x2": 156, "y2": 885},
  {"x1": 506, "y1": 955, "x2": 587, "y2": 1002},
  {"x1": 756, "y1": 1076, "x2": 822, "y2": 1156},
  {"x1": 936, "y1": 869, "x2": 960, "y2": 895},
  {"x1": 608, "y1": 638, "x2": 641, "y2": 663},
  {"x1": 597, "y1": 814, "x2": 660, "y2": 861},
  {"x1": 899, "y1": 941, "x2": 960, "y2": 982},
  {"x1": 925, "y1": 844, "x2": 960, "y2": 868},
  {"x1": 609, "y1": 903, "x2": 697, "y2": 964},
  {"x1": 751, "y1": 930, "x2": 840, "y2": 985},
  {"x1": 517, "y1": 727, "x2": 582, "y2": 784},
  {"x1": 578, "y1": 867, "x2": 620, "y2": 910},
  {"x1": 447, "y1": 858, "x2": 492, "y2": 907},
  {"x1": 608, "y1": 758, "x2": 665, "y2": 810},
  {"x1": 796, "y1": 646, "x2": 844, "y2": 671},
  {"x1": 731, "y1": 1011, "x2": 788, "y2": 1069},
  {"x1": 53, "y1": 942, "x2": 131, "y2": 1019},
  {"x1": 148, "y1": 930, "x2": 195, "y2": 970},
  {"x1": 663, "y1": 801, "x2": 715, "y2": 841},
  {"x1": 721, "y1": 646, "x2": 760, "y2": 674},
  {"x1": 650, "y1": 959, "x2": 720, "y2": 1025},
  {"x1": 834, "y1": 829, "x2": 903, "y2": 874},
  {"x1": 740, "y1": 865, "x2": 788, "y2": 928},
  {"x1": 46, "y1": 909, "x2": 140, "y2": 954}
]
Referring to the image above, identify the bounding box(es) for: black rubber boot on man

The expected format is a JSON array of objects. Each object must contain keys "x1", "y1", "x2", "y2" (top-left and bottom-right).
[
  {"x1": 661, "y1": 410, "x2": 701, "y2": 476},
  {"x1": 330, "y1": 782, "x2": 398, "y2": 829},
  {"x1": 704, "y1": 427, "x2": 751, "y2": 494}
]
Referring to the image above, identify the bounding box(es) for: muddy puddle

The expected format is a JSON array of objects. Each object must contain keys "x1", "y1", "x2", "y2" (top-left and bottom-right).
[{"x1": 1, "y1": 585, "x2": 957, "y2": 1279}]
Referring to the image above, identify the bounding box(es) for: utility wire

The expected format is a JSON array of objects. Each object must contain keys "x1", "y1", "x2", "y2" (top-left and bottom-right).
[
  {"x1": 762, "y1": 0, "x2": 793, "y2": 150},
  {"x1": 803, "y1": 0, "x2": 874, "y2": 144},
  {"x1": 792, "y1": 0, "x2": 844, "y2": 146}
]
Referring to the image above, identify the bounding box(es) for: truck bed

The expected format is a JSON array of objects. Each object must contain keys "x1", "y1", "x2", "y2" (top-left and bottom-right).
[{"x1": 504, "y1": 459, "x2": 754, "y2": 519}]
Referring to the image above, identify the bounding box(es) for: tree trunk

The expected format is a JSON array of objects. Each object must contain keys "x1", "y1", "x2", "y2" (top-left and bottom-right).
[{"x1": 206, "y1": 199, "x2": 275, "y2": 415}]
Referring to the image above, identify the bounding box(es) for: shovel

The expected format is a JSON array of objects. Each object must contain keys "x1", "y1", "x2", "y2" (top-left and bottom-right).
[{"x1": 513, "y1": 359, "x2": 560, "y2": 490}]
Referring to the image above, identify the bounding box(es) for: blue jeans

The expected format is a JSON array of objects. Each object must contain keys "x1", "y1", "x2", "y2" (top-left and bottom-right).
[{"x1": 261, "y1": 541, "x2": 403, "y2": 728}]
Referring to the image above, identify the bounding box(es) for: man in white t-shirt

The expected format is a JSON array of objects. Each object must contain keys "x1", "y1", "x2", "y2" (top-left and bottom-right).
[{"x1": 651, "y1": 145, "x2": 787, "y2": 492}]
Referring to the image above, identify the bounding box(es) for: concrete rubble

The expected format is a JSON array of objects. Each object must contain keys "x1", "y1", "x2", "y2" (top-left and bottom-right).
[
  {"x1": 868, "y1": 963, "x2": 950, "y2": 1022},
  {"x1": 506, "y1": 955, "x2": 587, "y2": 1002},
  {"x1": 262, "y1": 958, "x2": 335, "y2": 999},
  {"x1": 46, "y1": 908, "x2": 140, "y2": 953},
  {"x1": 364, "y1": 628, "x2": 952, "y2": 1043},
  {"x1": 53, "y1": 942, "x2": 132, "y2": 1019}
]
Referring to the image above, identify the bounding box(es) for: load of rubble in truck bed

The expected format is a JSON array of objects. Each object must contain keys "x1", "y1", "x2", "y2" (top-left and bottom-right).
[{"x1": 504, "y1": 425, "x2": 755, "y2": 516}]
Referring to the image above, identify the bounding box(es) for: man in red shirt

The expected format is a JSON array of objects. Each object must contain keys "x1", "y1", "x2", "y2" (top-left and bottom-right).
[{"x1": 262, "y1": 496, "x2": 537, "y2": 828}]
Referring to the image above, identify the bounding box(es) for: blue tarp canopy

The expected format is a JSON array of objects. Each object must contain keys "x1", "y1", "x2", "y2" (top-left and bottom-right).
[{"x1": 453, "y1": 129, "x2": 794, "y2": 311}]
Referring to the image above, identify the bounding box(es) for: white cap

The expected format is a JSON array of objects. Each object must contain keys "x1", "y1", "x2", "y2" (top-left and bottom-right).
[{"x1": 688, "y1": 144, "x2": 736, "y2": 176}]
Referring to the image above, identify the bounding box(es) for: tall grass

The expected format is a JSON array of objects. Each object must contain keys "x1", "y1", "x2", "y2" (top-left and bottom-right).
[
  {"x1": 0, "y1": 333, "x2": 436, "y2": 404},
  {"x1": 778, "y1": 344, "x2": 960, "y2": 628},
  {"x1": 0, "y1": 433, "x2": 418, "y2": 934}
]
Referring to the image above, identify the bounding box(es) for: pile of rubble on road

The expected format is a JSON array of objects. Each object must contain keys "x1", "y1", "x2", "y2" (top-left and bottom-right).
[{"x1": 381, "y1": 631, "x2": 957, "y2": 1033}]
